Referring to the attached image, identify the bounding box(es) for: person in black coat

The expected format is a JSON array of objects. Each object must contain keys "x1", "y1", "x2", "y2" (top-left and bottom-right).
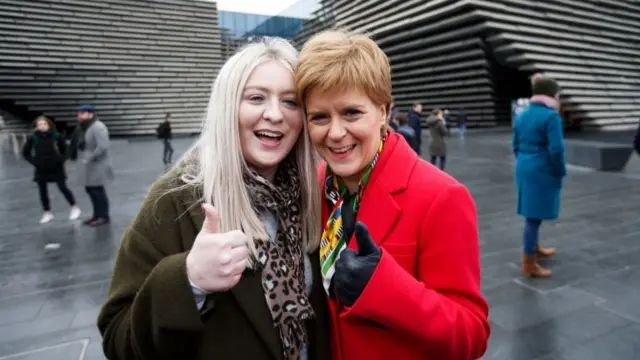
[
  {"x1": 395, "y1": 112, "x2": 420, "y2": 154},
  {"x1": 407, "y1": 103, "x2": 423, "y2": 154},
  {"x1": 23, "y1": 116, "x2": 81, "y2": 224},
  {"x1": 156, "y1": 112, "x2": 174, "y2": 165}
]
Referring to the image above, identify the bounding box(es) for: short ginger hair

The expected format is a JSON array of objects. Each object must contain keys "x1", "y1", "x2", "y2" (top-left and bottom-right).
[{"x1": 295, "y1": 30, "x2": 392, "y2": 112}]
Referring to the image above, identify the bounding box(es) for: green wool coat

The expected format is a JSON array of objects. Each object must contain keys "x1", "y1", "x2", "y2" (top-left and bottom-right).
[{"x1": 97, "y1": 172, "x2": 331, "y2": 360}]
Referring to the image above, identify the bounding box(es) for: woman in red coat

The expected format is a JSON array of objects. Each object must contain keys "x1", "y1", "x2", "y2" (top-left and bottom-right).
[{"x1": 295, "y1": 30, "x2": 490, "y2": 360}]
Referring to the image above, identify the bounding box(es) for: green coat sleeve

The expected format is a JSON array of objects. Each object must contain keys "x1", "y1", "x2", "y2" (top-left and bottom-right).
[{"x1": 97, "y1": 175, "x2": 205, "y2": 360}]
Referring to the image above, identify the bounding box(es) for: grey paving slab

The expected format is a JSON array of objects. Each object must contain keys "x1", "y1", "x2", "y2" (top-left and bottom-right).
[{"x1": 0, "y1": 131, "x2": 638, "y2": 360}]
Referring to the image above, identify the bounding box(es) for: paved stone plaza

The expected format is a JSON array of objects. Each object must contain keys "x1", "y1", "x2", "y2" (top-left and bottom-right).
[{"x1": 0, "y1": 132, "x2": 639, "y2": 360}]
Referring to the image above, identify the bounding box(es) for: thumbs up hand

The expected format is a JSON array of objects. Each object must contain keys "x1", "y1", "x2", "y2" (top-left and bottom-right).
[
  {"x1": 332, "y1": 222, "x2": 382, "y2": 307},
  {"x1": 186, "y1": 203, "x2": 251, "y2": 293}
]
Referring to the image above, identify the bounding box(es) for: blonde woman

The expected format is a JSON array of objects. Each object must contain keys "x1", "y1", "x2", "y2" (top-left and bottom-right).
[
  {"x1": 98, "y1": 38, "x2": 329, "y2": 360},
  {"x1": 295, "y1": 30, "x2": 489, "y2": 360}
]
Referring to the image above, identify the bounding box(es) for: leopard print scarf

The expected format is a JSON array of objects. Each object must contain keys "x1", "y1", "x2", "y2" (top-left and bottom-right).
[{"x1": 244, "y1": 160, "x2": 314, "y2": 360}]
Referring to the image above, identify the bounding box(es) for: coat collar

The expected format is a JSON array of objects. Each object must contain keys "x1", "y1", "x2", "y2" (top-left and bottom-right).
[
  {"x1": 355, "y1": 132, "x2": 415, "y2": 247},
  {"x1": 320, "y1": 132, "x2": 417, "y2": 247}
]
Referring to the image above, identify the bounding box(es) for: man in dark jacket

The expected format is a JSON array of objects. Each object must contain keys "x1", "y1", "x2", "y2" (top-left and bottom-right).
[
  {"x1": 407, "y1": 103, "x2": 423, "y2": 155},
  {"x1": 156, "y1": 113, "x2": 173, "y2": 165},
  {"x1": 395, "y1": 113, "x2": 419, "y2": 154}
]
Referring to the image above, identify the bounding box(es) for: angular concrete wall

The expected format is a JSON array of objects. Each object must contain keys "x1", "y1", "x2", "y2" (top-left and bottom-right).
[
  {"x1": 0, "y1": 0, "x2": 222, "y2": 135},
  {"x1": 296, "y1": 0, "x2": 640, "y2": 129}
]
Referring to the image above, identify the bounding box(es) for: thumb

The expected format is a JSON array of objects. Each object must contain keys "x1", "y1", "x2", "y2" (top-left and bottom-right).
[
  {"x1": 354, "y1": 222, "x2": 378, "y2": 256},
  {"x1": 201, "y1": 203, "x2": 220, "y2": 233}
]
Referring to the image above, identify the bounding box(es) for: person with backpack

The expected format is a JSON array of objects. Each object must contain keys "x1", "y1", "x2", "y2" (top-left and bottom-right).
[
  {"x1": 22, "y1": 115, "x2": 81, "y2": 224},
  {"x1": 156, "y1": 112, "x2": 173, "y2": 166}
]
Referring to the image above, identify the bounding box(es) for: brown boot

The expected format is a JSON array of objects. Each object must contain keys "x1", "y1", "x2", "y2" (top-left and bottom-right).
[
  {"x1": 536, "y1": 245, "x2": 556, "y2": 258},
  {"x1": 521, "y1": 254, "x2": 552, "y2": 278}
]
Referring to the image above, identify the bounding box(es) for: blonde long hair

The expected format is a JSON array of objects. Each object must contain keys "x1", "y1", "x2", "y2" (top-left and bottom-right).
[{"x1": 176, "y1": 38, "x2": 321, "y2": 257}]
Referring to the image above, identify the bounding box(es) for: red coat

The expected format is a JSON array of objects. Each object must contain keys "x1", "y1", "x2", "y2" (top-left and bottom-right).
[{"x1": 318, "y1": 132, "x2": 490, "y2": 360}]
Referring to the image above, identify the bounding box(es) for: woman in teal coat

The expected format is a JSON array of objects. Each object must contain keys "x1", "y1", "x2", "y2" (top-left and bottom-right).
[{"x1": 512, "y1": 75, "x2": 566, "y2": 278}]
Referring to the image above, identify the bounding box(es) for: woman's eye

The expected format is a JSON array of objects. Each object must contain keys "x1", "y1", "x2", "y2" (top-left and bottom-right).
[
  {"x1": 248, "y1": 95, "x2": 264, "y2": 102},
  {"x1": 344, "y1": 109, "x2": 362, "y2": 117},
  {"x1": 283, "y1": 99, "x2": 298, "y2": 107},
  {"x1": 309, "y1": 114, "x2": 327, "y2": 121}
]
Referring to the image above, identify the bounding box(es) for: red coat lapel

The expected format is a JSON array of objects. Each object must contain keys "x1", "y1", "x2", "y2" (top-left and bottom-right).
[{"x1": 354, "y1": 133, "x2": 416, "y2": 248}]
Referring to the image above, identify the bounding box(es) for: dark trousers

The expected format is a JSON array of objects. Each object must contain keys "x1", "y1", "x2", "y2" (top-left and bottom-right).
[
  {"x1": 430, "y1": 156, "x2": 446, "y2": 170},
  {"x1": 163, "y1": 139, "x2": 174, "y2": 164},
  {"x1": 524, "y1": 218, "x2": 542, "y2": 255},
  {"x1": 85, "y1": 186, "x2": 110, "y2": 219},
  {"x1": 37, "y1": 180, "x2": 76, "y2": 212}
]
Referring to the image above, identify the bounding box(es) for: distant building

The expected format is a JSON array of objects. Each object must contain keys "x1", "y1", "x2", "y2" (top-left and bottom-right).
[
  {"x1": 2, "y1": 0, "x2": 636, "y2": 134},
  {"x1": 293, "y1": 0, "x2": 640, "y2": 130},
  {"x1": 219, "y1": 11, "x2": 306, "y2": 58},
  {"x1": 0, "y1": 0, "x2": 222, "y2": 136}
]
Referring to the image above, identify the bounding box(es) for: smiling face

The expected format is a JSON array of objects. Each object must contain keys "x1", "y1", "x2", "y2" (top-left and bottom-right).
[
  {"x1": 306, "y1": 88, "x2": 387, "y2": 191},
  {"x1": 238, "y1": 60, "x2": 302, "y2": 182}
]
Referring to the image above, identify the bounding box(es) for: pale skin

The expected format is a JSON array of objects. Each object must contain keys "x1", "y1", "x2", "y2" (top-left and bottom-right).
[
  {"x1": 237, "y1": 60, "x2": 302, "y2": 183},
  {"x1": 35, "y1": 119, "x2": 50, "y2": 132},
  {"x1": 186, "y1": 60, "x2": 303, "y2": 293},
  {"x1": 187, "y1": 204, "x2": 251, "y2": 292},
  {"x1": 306, "y1": 88, "x2": 387, "y2": 192}
]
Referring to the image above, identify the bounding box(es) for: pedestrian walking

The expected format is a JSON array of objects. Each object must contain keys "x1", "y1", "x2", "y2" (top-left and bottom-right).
[
  {"x1": 69, "y1": 104, "x2": 113, "y2": 227},
  {"x1": 23, "y1": 115, "x2": 81, "y2": 224},
  {"x1": 156, "y1": 112, "x2": 174, "y2": 166},
  {"x1": 426, "y1": 109, "x2": 448, "y2": 170}
]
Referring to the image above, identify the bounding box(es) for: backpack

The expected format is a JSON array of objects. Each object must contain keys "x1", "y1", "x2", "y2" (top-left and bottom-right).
[{"x1": 156, "y1": 124, "x2": 163, "y2": 139}]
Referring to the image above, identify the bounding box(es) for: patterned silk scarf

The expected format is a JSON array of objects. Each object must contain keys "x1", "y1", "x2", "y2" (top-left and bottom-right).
[
  {"x1": 319, "y1": 139, "x2": 385, "y2": 294},
  {"x1": 244, "y1": 160, "x2": 314, "y2": 360}
]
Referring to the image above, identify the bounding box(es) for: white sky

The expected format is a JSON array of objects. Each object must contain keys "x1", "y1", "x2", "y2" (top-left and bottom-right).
[{"x1": 214, "y1": 0, "x2": 301, "y2": 16}]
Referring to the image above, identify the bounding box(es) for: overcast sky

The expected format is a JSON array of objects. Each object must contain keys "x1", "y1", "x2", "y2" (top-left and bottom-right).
[{"x1": 214, "y1": 0, "x2": 302, "y2": 16}]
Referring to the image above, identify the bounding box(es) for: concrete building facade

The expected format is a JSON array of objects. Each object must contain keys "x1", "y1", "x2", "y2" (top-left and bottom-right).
[
  {"x1": 2, "y1": 0, "x2": 637, "y2": 134},
  {"x1": 295, "y1": 0, "x2": 640, "y2": 129},
  {"x1": 0, "y1": 0, "x2": 222, "y2": 135}
]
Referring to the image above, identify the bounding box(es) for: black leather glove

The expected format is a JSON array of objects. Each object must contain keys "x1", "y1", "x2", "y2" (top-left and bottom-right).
[{"x1": 332, "y1": 222, "x2": 382, "y2": 307}]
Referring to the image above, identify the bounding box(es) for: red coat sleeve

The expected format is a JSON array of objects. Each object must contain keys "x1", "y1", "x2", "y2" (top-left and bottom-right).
[{"x1": 342, "y1": 184, "x2": 490, "y2": 359}]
